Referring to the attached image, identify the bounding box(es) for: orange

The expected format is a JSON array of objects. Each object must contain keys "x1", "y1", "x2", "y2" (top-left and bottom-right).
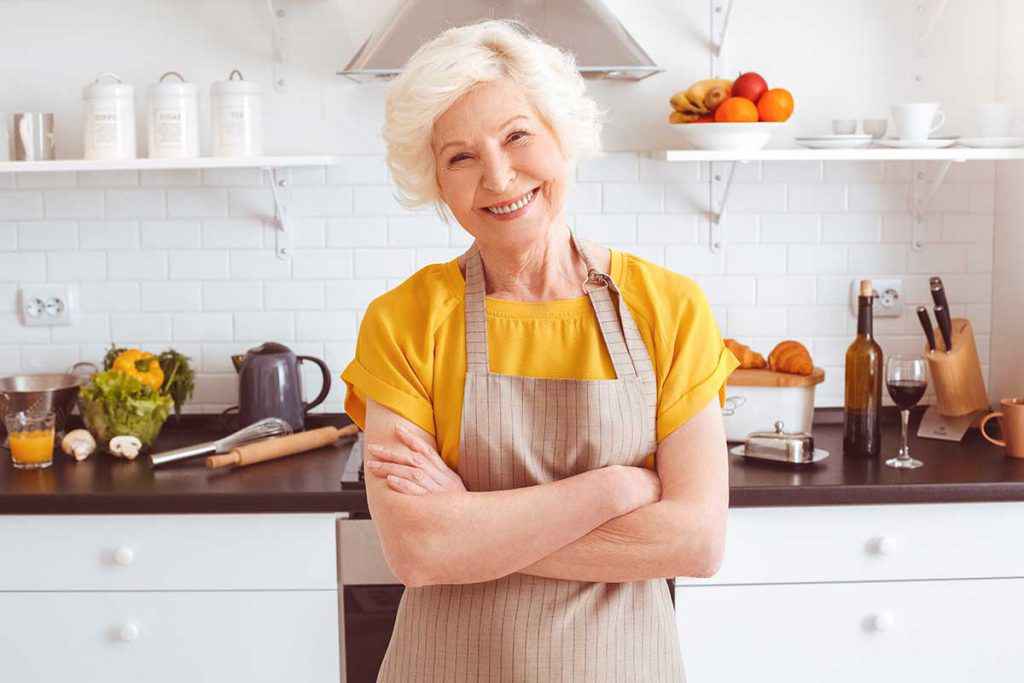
[
  {"x1": 714, "y1": 97, "x2": 759, "y2": 123},
  {"x1": 757, "y1": 88, "x2": 794, "y2": 122}
]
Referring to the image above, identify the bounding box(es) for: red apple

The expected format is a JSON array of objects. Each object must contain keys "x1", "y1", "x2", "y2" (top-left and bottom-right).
[{"x1": 732, "y1": 72, "x2": 768, "y2": 104}]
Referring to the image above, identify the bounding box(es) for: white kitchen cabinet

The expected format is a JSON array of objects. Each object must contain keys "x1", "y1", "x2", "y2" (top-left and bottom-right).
[
  {"x1": 0, "y1": 514, "x2": 338, "y2": 591},
  {"x1": 675, "y1": 578, "x2": 1021, "y2": 683},
  {"x1": 0, "y1": 590, "x2": 340, "y2": 682},
  {"x1": 675, "y1": 502, "x2": 1024, "y2": 682},
  {"x1": 0, "y1": 513, "x2": 341, "y2": 683}
]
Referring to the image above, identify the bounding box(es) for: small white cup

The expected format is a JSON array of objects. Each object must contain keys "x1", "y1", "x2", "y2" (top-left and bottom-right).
[
  {"x1": 976, "y1": 103, "x2": 1012, "y2": 138},
  {"x1": 863, "y1": 118, "x2": 888, "y2": 139},
  {"x1": 832, "y1": 118, "x2": 858, "y2": 135},
  {"x1": 892, "y1": 103, "x2": 945, "y2": 141}
]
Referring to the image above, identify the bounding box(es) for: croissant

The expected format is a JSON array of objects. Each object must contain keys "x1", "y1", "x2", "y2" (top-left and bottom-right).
[
  {"x1": 724, "y1": 338, "x2": 767, "y2": 370},
  {"x1": 768, "y1": 340, "x2": 814, "y2": 376}
]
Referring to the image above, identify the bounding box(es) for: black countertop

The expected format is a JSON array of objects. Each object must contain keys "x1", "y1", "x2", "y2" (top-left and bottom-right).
[{"x1": 2, "y1": 408, "x2": 1023, "y2": 515}]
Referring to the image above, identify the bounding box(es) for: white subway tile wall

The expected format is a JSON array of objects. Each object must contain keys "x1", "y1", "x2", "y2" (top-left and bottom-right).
[{"x1": 0, "y1": 157, "x2": 994, "y2": 412}]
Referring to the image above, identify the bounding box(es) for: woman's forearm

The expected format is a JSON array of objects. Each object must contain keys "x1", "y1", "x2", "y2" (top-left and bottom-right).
[
  {"x1": 391, "y1": 467, "x2": 628, "y2": 587},
  {"x1": 517, "y1": 499, "x2": 718, "y2": 582}
]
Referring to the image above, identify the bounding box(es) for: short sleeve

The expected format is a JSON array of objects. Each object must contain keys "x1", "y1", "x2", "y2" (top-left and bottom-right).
[
  {"x1": 341, "y1": 297, "x2": 436, "y2": 435},
  {"x1": 654, "y1": 280, "x2": 740, "y2": 442}
]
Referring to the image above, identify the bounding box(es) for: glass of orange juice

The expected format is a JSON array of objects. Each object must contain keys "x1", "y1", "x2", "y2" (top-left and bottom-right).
[{"x1": 4, "y1": 410, "x2": 56, "y2": 470}]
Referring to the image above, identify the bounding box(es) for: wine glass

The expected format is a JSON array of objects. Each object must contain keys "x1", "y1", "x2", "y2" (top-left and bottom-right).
[{"x1": 885, "y1": 354, "x2": 928, "y2": 469}]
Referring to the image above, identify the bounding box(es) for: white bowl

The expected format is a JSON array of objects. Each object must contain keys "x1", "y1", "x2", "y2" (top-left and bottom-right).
[{"x1": 674, "y1": 122, "x2": 786, "y2": 151}]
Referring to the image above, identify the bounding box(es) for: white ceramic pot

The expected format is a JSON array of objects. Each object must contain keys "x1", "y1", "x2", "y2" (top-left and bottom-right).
[{"x1": 723, "y1": 369, "x2": 824, "y2": 442}]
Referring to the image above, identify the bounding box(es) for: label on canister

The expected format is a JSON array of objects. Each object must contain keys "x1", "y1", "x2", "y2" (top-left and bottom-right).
[
  {"x1": 217, "y1": 107, "x2": 247, "y2": 148},
  {"x1": 154, "y1": 108, "x2": 185, "y2": 147},
  {"x1": 91, "y1": 105, "x2": 119, "y2": 148}
]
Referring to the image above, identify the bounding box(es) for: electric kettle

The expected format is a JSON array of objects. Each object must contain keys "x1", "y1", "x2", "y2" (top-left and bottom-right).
[{"x1": 230, "y1": 342, "x2": 331, "y2": 431}]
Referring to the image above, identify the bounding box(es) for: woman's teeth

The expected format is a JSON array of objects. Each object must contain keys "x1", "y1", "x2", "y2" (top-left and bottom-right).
[{"x1": 486, "y1": 189, "x2": 536, "y2": 215}]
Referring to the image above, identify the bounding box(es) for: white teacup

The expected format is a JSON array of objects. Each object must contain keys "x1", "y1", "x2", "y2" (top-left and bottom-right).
[
  {"x1": 892, "y1": 103, "x2": 945, "y2": 141},
  {"x1": 976, "y1": 103, "x2": 1013, "y2": 138}
]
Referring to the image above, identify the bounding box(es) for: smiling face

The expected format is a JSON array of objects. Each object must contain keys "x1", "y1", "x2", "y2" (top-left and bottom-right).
[{"x1": 432, "y1": 78, "x2": 571, "y2": 252}]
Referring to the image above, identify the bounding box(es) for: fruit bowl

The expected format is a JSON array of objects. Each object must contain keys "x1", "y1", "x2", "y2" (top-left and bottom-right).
[{"x1": 674, "y1": 122, "x2": 786, "y2": 152}]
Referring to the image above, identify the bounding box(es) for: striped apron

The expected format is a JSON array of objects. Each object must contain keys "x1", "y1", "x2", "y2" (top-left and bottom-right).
[{"x1": 377, "y1": 235, "x2": 685, "y2": 682}]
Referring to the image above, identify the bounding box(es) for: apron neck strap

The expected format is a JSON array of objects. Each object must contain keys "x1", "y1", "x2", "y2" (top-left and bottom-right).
[{"x1": 462, "y1": 230, "x2": 647, "y2": 380}]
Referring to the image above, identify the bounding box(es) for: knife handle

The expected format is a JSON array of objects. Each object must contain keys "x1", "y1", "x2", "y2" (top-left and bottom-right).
[
  {"x1": 929, "y1": 276, "x2": 949, "y2": 311},
  {"x1": 934, "y1": 304, "x2": 953, "y2": 352},
  {"x1": 916, "y1": 306, "x2": 936, "y2": 351}
]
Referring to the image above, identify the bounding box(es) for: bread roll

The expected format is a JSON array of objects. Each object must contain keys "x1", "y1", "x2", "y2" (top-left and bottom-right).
[
  {"x1": 768, "y1": 340, "x2": 814, "y2": 376},
  {"x1": 724, "y1": 338, "x2": 767, "y2": 370}
]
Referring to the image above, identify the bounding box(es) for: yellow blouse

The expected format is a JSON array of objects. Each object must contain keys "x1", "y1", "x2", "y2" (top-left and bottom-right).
[{"x1": 342, "y1": 249, "x2": 739, "y2": 470}]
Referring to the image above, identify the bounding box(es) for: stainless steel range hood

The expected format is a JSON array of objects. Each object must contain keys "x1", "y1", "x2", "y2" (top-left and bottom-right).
[{"x1": 339, "y1": 0, "x2": 662, "y2": 82}]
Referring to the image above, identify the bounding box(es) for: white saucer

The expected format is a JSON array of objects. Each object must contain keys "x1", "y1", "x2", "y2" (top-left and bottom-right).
[
  {"x1": 795, "y1": 135, "x2": 873, "y2": 149},
  {"x1": 956, "y1": 137, "x2": 1024, "y2": 148},
  {"x1": 876, "y1": 137, "x2": 958, "y2": 149}
]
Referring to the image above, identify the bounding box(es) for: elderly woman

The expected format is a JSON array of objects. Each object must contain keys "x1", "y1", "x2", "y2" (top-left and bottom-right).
[{"x1": 341, "y1": 19, "x2": 738, "y2": 682}]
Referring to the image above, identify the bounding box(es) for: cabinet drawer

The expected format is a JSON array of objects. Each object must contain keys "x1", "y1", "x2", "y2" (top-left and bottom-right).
[
  {"x1": 677, "y1": 502, "x2": 1024, "y2": 586},
  {"x1": 675, "y1": 578, "x2": 1023, "y2": 683},
  {"x1": 0, "y1": 590, "x2": 340, "y2": 683},
  {"x1": 0, "y1": 514, "x2": 337, "y2": 590}
]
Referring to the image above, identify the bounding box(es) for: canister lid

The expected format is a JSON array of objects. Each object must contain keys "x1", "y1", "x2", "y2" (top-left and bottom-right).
[
  {"x1": 83, "y1": 72, "x2": 134, "y2": 99},
  {"x1": 149, "y1": 71, "x2": 197, "y2": 98},
  {"x1": 211, "y1": 69, "x2": 262, "y2": 96}
]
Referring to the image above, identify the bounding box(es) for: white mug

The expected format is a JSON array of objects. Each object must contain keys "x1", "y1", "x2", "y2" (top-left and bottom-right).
[
  {"x1": 892, "y1": 102, "x2": 945, "y2": 141},
  {"x1": 976, "y1": 103, "x2": 1012, "y2": 138}
]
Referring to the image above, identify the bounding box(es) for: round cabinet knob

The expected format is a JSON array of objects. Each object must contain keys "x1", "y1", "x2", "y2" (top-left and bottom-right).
[
  {"x1": 118, "y1": 623, "x2": 140, "y2": 642},
  {"x1": 867, "y1": 611, "x2": 896, "y2": 633},
  {"x1": 867, "y1": 536, "x2": 900, "y2": 557},
  {"x1": 113, "y1": 546, "x2": 135, "y2": 566}
]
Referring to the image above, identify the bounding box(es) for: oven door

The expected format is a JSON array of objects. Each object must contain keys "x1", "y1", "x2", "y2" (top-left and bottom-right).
[{"x1": 337, "y1": 518, "x2": 676, "y2": 683}]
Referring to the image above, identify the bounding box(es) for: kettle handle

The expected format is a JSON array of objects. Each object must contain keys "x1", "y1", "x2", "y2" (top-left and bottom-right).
[{"x1": 298, "y1": 355, "x2": 332, "y2": 413}]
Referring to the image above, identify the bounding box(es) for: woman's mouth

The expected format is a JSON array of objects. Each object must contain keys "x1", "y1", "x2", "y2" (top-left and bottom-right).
[{"x1": 483, "y1": 187, "x2": 539, "y2": 219}]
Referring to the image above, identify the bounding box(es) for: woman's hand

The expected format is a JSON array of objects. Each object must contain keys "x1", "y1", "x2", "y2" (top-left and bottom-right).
[
  {"x1": 609, "y1": 464, "x2": 662, "y2": 514},
  {"x1": 365, "y1": 424, "x2": 467, "y2": 496}
]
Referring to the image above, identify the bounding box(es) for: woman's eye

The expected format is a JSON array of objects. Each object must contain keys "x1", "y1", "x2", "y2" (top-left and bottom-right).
[
  {"x1": 450, "y1": 154, "x2": 470, "y2": 164},
  {"x1": 508, "y1": 130, "x2": 530, "y2": 143}
]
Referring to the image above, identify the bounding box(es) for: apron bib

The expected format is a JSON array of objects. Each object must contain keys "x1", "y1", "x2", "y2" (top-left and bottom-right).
[{"x1": 377, "y1": 235, "x2": 685, "y2": 682}]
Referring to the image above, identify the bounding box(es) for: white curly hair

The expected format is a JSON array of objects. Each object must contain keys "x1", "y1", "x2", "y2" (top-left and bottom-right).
[{"x1": 382, "y1": 19, "x2": 606, "y2": 220}]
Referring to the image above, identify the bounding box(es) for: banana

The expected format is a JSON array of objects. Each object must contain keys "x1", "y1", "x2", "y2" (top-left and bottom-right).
[
  {"x1": 703, "y1": 84, "x2": 731, "y2": 111},
  {"x1": 669, "y1": 110, "x2": 700, "y2": 124},
  {"x1": 685, "y1": 78, "x2": 733, "y2": 111},
  {"x1": 670, "y1": 90, "x2": 707, "y2": 115}
]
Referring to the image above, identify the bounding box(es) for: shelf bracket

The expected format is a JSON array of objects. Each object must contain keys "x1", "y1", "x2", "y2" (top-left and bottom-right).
[
  {"x1": 268, "y1": 0, "x2": 288, "y2": 92},
  {"x1": 710, "y1": 0, "x2": 735, "y2": 77},
  {"x1": 917, "y1": 0, "x2": 951, "y2": 45},
  {"x1": 708, "y1": 161, "x2": 739, "y2": 253},
  {"x1": 263, "y1": 167, "x2": 292, "y2": 260},
  {"x1": 910, "y1": 159, "x2": 964, "y2": 251}
]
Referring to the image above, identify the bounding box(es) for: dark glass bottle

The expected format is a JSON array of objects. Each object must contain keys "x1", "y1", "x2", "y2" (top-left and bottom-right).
[{"x1": 843, "y1": 280, "x2": 883, "y2": 457}]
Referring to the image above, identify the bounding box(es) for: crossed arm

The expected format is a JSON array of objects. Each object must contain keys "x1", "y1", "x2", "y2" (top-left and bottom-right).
[{"x1": 362, "y1": 396, "x2": 729, "y2": 587}]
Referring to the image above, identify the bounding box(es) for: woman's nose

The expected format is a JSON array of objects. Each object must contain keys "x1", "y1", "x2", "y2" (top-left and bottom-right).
[{"x1": 481, "y1": 154, "x2": 516, "y2": 193}]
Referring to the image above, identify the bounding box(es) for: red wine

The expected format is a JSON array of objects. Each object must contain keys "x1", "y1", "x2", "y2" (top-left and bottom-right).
[{"x1": 887, "y1": 380, "x2": 927, "y2": 410}]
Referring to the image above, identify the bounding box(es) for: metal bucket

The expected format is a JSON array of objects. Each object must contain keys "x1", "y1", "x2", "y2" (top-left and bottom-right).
[{"x1": 0, "y1": 362, "x2": 97, "y2": 440}]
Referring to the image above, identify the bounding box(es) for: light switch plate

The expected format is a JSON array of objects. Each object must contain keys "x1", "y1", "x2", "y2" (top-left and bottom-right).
[
  {"x1": 18, "y1": 284, "x2": 77, "y2": 327},
  {"x1": 849, "y1": 278, "x2": 903, "y2": 318}
]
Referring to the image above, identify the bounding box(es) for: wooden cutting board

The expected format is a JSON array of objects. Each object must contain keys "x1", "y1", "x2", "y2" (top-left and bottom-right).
[{"x1": 728, "y1": 367, "x2": 826, "y2": 388}]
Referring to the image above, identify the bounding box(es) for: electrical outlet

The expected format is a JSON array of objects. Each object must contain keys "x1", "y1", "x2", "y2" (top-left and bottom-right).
[
  {"x1": 849, "y1": 278, "x2": 903, "y2": 319},
  {"x1": 18, "y1": 284, "x2": 77, "y2": 327}
]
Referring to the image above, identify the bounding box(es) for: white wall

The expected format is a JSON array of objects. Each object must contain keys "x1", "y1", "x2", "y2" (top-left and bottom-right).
[{"x1": 0, "y1": 1, "x2": 1007, "y2": 412}]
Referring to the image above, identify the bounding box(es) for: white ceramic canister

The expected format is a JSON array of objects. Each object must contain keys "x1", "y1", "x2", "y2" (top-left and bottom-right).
[
  {"x1": 147, "y1": 72, "x2": 199, "y2": 158},
  {"x1": 83, "y1": 73, "x2": 136, "y2": 160},
  {"x1": 210, "y1": 70, "x2": 262, "y2": 157}
]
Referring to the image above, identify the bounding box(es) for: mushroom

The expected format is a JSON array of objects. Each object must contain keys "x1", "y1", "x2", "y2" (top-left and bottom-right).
[
  {"x1": 109, "y1": 435, "x2": 143, "y2": 460},
  {"x1": 61, "y1": 429, "x2": 96, "y2": 461}
]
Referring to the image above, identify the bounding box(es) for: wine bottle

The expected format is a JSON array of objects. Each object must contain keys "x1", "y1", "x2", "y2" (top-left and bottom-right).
[{"x1": 844, "y1": 279, "x2": 883, "y2": 457}]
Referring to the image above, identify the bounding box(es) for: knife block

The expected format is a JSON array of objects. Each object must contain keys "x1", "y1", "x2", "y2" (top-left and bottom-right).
[{"x1": 924, "y1": 318, "x2": 989, "y2": 417}]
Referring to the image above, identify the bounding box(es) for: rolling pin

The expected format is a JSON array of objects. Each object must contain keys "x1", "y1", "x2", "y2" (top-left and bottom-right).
[{"x1": 206, "y1": 424, "x2": 359, "y2": 469}]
